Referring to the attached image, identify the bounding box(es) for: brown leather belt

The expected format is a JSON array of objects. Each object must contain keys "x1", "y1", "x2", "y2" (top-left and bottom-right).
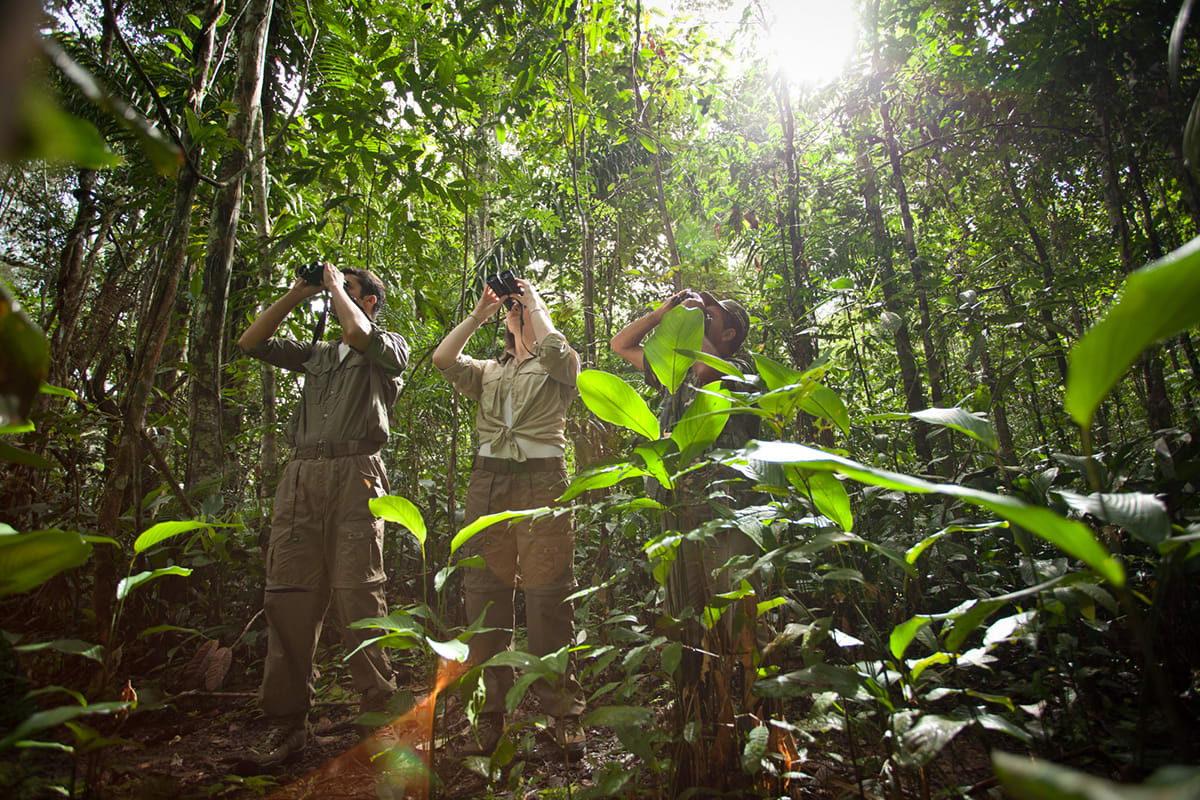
[
  {"x1": 293, "y1": 440, "x2": 380, "y2": 460},
  {"x1": 473, "y1": 455, "x2": 565, "y2": 474}
]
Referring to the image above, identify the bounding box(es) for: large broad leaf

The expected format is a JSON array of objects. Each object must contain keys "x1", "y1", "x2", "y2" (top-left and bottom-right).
[
  {"x1": 741, "y1": 441, "x2": 1124, "y2": 586},
  {"x1": 753, "y1": 663, "x2": 864, "y2": 698},
  {"x1": 426, "y1": 636, "x2": 469, "y2": 662},
  {"x1": 0, "y1": 530, "x2": 92, "y2": 597},
  {"x1": 560, "y1": 462, "x2": 650, "y2": 501},
  {"x1": 0, "y1": 441, "x2": 54, "y2": 469},
  {"x1": 370, "y1": 495, "x2": 428, "y2": 557},
  {"x1": 0, "y1": 281, "x2": 50, "y2": 427},
  {"x1": 582, "y1": 705, "x2": 655, "y2": 728},
  {"x1": 895, "y1": 713, "x2": 970, "y2": 768},
  {"x1": 911, "y1": 408, "x2": 997, "y2": 452},
  {"x1": 15, "y1": 639, "x2": 104, "y2": 663},
  {"x1": 577, "y1": 370, "x2": 660, "y2": 440},
  {"x1": 1056, "y1": 491, "x2": 1171, "y2": 546},
  {"x1": 752, "y1": 354, "x2": 849, "y2": 433},
  {"x1": 1065, "y1": 236, "x2": 1200, "y2": 429},
  {"x1": 0, "y1": 700, "x2": 130, "y2": 751},
  {"x1": 116, "y1": 566, "x2": 192, "y2": 601},
  {"x1": 670, "y1": 382, "x2": 732, "y2": 465},
  {"x1": 449, "y1": 508, "x2": 546, "y2": 555},
  {"x1": 133, "y1": 520, "x2": 211, "y2": 554},
  {"x1": 993, "y1": 751, "x2": 1200, "y2": 800},
  {"x1": 643, "y1": 305, "x2": 703, "y2": 393},
  {"x1": 786, "y1": 469, "x2": 853, "y2": 532}
]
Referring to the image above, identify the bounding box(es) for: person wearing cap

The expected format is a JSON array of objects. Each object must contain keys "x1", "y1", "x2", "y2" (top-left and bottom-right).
[
  {"x1": 433, "y1": 276, "x2": 587, "y2": 760},
  {"x1": 610, "y1": 289, "x2": 761, "y2": 749}
]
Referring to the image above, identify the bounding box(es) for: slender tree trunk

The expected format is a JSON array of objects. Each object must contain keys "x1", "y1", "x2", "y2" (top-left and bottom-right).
[
  {"x1": 775, "y1": 79, "x2": 816, "y2": 374},
  {"x1": 564, "y1": 26, "x2": 596, "y2": 364},
  {"x1": 186, "y1": 0, "x2": 273, "y2": 494},
  {"x1": 1092, "y1": 86, "x2": 1174, "y2": 432},
  {"x1": 49, "y1": 169, "x2": 98, "y2": 387},
  {"x1": 632, "y1": 0, "x2": 681, "y2": 287},
  {"x1": 998, "y1": 155, "x2": 1069, "y2": 382},
  {"x1": 249, "y1": 98, "x2": 277, "y2": 493},
  {"x1": 93, "y1": 0, "x2": 223, "y2": 635},
  {"x1": 880, "y1": 94, "x2": 943, "y2": 408},
  {"x1": 858, "y1": 145, "x2": 931, "y2": 464}
]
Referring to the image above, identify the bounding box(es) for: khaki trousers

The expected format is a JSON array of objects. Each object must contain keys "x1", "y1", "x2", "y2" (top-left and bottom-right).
[
  {"x1": 260, "y1": 454, "x2": 396, "y2": 719},
  {"x1": 461, "y1": 458, "x2": 585, "y2": 718}
]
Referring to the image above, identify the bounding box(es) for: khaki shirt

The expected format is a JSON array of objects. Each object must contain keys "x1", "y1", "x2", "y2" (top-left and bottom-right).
[
  {"x1": 439, "y1": 331, "x2": 580, "y2": 461},
  {"x1": 246, "y1": 325, "x2": 409, "y2": 448}
]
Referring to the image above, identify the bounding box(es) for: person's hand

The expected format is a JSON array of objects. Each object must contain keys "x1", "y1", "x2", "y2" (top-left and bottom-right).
[
  {"x1": 321, "y1": 261, "x2": 345, "y2": 293},
  {"x1": 659, "y1": 289, "x2": 702, "y2": 315},
  {"x1": 472, "y1": 286, "x2": 503, "y2": 321},
  {"x1": 289, "y1": 276, "x2": 323, "y2": 298},
  {"x1": 513, "y1": 278, "x2": 544, "y2": 310}
]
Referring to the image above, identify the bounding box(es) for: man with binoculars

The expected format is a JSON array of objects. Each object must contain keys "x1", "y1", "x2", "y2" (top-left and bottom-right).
[{"x1": 237, "y1": 261, "x2": 409, "y2": 767}]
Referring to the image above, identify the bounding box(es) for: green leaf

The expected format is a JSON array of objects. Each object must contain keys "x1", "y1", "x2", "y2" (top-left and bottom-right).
[
  {"x1": 787, "y1": 469, "x2": 853, "y2": 532},
  {"x1": 634, "y1": 441, "x2": 673, "y2": 490},
  {"x1": 370, "y1": 495, "x2": 427, "y2": 557},
  {"x1": 578, "y1": 370, "x2": 659, "y2": 440},
  {"x1": 1065, "y1": 236, "x2": 1200, "y2": 428},
  {"x1": 14, "y1": 638, "x2": 104, "y2": 663},
  {"x1": 799, "y1": 384, "x2": 851, "y2": 436},
  {"x1": 895, "y1": 713, "x2": 969, "y2": 767},
  {"x1": 890, "y1": 616, "x2": 932, "y2": 660},
  {"x1": 675, "y1": 350, "x2": 745, "y2": 381},
  {"x1": 0, "y1": 441, "x2": 54, "y2": 469},
  {"x1": 742, "y1": 441, "x2": 1124, "y2": 586},
  {"x1": 450, "y1": 508, "x2": 546, "y2": 555},
  {"x1": 0, "y1": 530, "x2": 92, "y2": 597},
  {"x1": 753, "y1": 663, "x2": 863, "y2": 698},
  {"x1": 0, "y1": 701, "x2": 130, "y2": 751},
  {"x1": 133, "y1": 520, "x2": 210, "y2": 554},
  {"x1": 426, "y1": 636, "x2": 469, "y2": 662},
  {"x1": 560, "y1": 462, "x2": 650, "y2": 501},
  {"x1": 644, "y1": 305, "x2": 703, "y2": 393},
  {"x1": 670, "y1": 382, "x2": 732, "y2": 465},
  {"x1": 910, "y1": 407, "x2": 998, "y2": 451},
  {"x1": 19, "y1": 92, "x2": 122, "y2": 169},
  {"x1": 907, "y1": 522, "x2": 1008, "y2": 564},
  {"x1": 116, "y1": 566, "x2": 192, "y2": 601},
  {"x1": 0, "y1": 281, "x2": 50, "y2": 427},
  {"x1": 993, "y1": 751, "x2": 1200, "y2": 800},
  {"x1": 1057, "y1": 491, "x2": 1171, "y2": 546}
]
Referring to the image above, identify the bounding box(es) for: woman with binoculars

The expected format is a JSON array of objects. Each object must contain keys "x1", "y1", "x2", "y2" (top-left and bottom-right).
[{"x1": 432, "y1": 276, "x2": 587, "y2": 761}]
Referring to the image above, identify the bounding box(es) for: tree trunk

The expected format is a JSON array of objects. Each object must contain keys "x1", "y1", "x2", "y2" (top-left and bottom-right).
[
  {"x1": 93, "y1": 0, "x2": 224, "y2": 636},
  {"x1": 880, "y1": 94, "x2": 943, "y2": 408},
  {"x1": 564, "y1": 25, "x2": 597, "y2": 364},
  {"x1": 48, "y1": 168, "x2": 98, "y2": 387},
  {"x1": 858, "y1": 145, "x2": 931, "y2": 464},
  {"x1": 185, "y1": 0, "x2": 273, "y2": 495}
]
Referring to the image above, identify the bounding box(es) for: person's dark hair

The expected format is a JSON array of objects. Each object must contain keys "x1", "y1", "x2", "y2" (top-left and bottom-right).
[{"x1": 342, "y1": 268, "x2": 386, "y2": 317}]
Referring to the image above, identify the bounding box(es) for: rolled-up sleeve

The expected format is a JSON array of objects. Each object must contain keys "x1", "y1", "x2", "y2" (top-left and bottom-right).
[
  {"x1": 365, "y1": 326, "x2": 409, "y2": 375},
  {"x1": 438, "y1": 354, "x2": 486, "y2": 401},
  {"x1": 245, "y1": 338, "x2": 312, "y2": 372},
  {"x1": 537, "y1": 332, "x2": 580, "y2": 386}
]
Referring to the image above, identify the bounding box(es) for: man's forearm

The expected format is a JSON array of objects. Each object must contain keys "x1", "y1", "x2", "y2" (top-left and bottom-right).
[
  {"x1": 610, "y1": 307, "x2": 665, "y2": 370},
  {"x1": 237, "y1": 288, "x2": 308, "y2": 352},
  {"x1": 329, "y1": 284, "x2": 373, "y2": 351}
]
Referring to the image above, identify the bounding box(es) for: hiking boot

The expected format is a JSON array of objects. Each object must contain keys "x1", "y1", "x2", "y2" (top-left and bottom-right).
[
  {"x1": 252, "y1": 719, "x2": 309, "y2": 768},
  {"x1": 533, "y1": 715, "x2": 585, "y2": 762},
  {"x1": 457, "y1": 712, "x2": 504, "y2": 757}
]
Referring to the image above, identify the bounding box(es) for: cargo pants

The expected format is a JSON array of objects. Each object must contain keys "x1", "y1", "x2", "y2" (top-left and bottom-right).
[
  {"x1": 260, "y1": 452, "x2": 397, "y2": 720},
  {"x1": 461, "y1": 456, "x2": 586, "y2": 719}
]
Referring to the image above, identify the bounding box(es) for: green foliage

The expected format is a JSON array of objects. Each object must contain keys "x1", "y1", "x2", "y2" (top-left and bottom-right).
[
  {"x1": 577, "y1": 370, "x2": 660, "y2": 440},
  {"x1": 643, "y1": 304, "x2": 703, "y2": 392},
  {"x1": 1065, "y1": 236, "x2": 1200, "y2": 428},
  {"x1": 370, "y1": 494, "x2": 428, "y2": 557},
  {"x1": 0, "y1": 529, "x2": 92, "y2": 598},
  {"x1": 0, "y1": 282, "x2": 49, "y2": 427}
]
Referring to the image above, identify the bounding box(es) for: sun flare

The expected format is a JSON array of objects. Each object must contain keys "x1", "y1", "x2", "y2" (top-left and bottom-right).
[{"x1": 765, "y1": 0, "x2": 859, "y2": 87}]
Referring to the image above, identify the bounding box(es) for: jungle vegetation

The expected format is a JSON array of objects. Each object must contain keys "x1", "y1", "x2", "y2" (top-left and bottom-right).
[{"x1": 3, "y1": 0, "x2": 1200, "y2": 797}]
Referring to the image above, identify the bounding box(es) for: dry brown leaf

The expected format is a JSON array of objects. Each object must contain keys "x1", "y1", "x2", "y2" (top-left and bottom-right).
[
  {"x1": 181, "y1": 638, "x2": 218, "y2": 689},
  {"x1": 204, "y1": 646, "x2": 232, "y2": 690}
]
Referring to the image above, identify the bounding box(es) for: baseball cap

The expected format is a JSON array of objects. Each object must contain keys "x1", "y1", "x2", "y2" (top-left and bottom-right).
[{"x1": 697, "y1": 291, "x2": 750, "y2": 350}]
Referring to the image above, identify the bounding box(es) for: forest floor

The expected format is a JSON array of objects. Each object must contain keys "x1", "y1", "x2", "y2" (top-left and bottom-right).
[{"x1": 6, "y1": 674, "x2": 1001, "y2": 800}]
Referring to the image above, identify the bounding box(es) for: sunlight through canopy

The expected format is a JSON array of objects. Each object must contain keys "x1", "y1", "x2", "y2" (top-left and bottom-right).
[{"x1": 764, "y1": 0, "x2": 859, "y2": 87}]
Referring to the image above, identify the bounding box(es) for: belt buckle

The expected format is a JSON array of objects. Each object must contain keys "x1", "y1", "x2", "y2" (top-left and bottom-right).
[{"x1": 316, "y1": 440, "x2": 329, "y2": 459}]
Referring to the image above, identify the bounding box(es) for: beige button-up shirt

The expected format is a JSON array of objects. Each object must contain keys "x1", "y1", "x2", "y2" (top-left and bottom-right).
[
  {"x1": 246, "y1": 325, "x2": 408, "y2": 448},
  {"x1": 439, "y1": 331, "x2": 580, "y2": 461}
]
